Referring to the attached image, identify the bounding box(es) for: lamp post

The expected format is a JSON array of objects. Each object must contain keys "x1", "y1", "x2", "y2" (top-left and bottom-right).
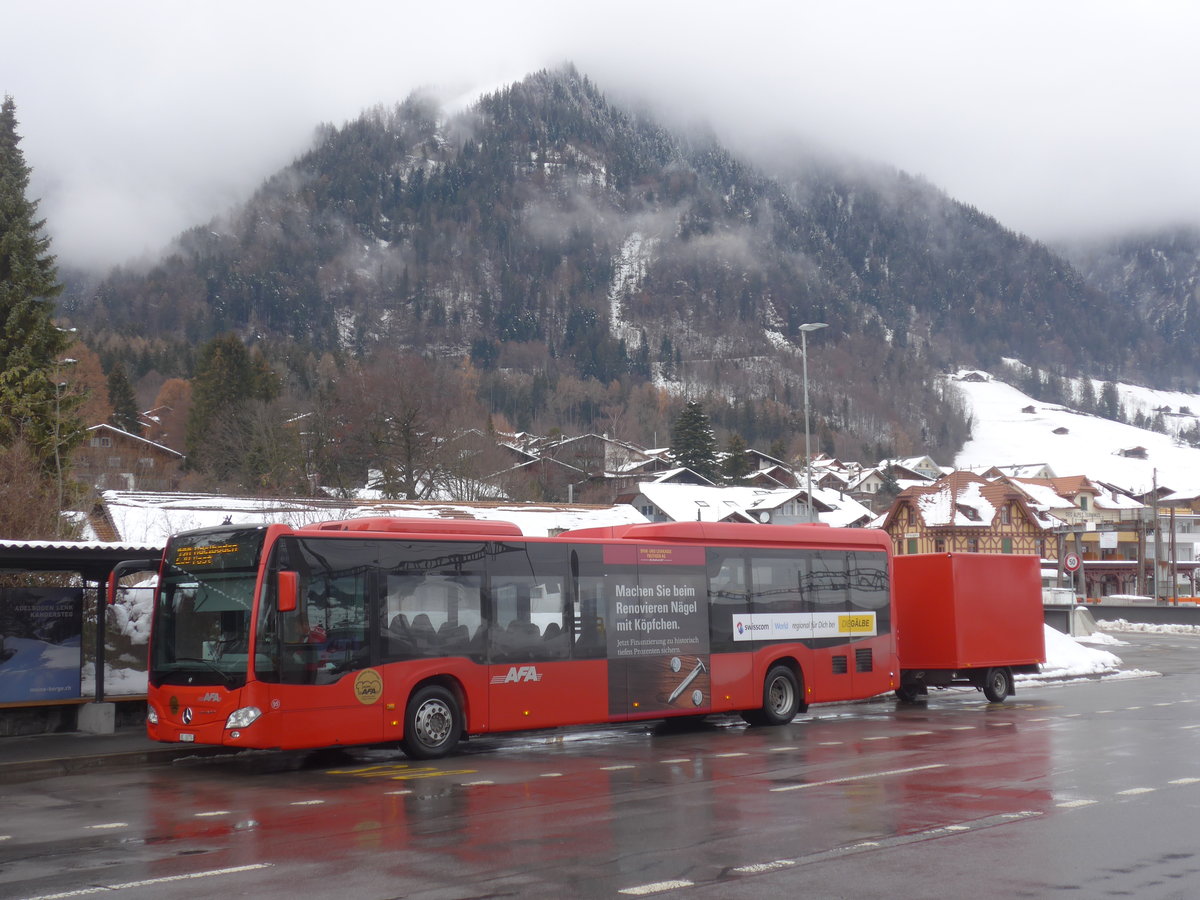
[{"x1": 800, "y1": 322, "x2": 827, "y2": 523}]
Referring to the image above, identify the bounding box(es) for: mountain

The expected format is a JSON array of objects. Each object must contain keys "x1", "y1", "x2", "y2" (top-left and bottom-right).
[
  {"x1": 1059, "y1": 226, "x2": 1200, "y2": 385},
  {"x1": 54, "y1": 66, "x2": 1183, "y2": 466}
]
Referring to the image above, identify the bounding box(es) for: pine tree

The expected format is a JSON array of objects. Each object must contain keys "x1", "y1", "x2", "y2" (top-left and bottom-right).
[
  {"x1": 721, "y1": 433, "x2": 752, "y2": 484},
  {"x1": 0, "y1": 95, "x2": 83, "y2": 512},
  {"x1": 186, "y1": 333, "x2": 279, "y2": 481},
  {"x1": 1100, "y1": 381, "x2": 1122, "y2": 422},
  {"x1": 669, "y1": 400, "x2": 720, "y2": 482},
  {"x1": 106, "y1": 361, "x2": 140, "y2": 433}
]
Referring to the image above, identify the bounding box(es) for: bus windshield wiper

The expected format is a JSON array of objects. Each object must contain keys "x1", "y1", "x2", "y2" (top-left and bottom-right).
[{"x1": 172, "y1": 657, "x2": 234, "y2": 685}]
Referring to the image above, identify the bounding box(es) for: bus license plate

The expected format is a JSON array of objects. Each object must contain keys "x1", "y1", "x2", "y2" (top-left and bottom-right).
[{"x1": 179, "y1": 733, "x2": 195, "y2": 742}]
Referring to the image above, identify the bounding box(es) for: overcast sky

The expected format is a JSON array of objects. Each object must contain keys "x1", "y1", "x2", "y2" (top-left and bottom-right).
[{"x1": 5, "y1": 0, "x2": 1199, "y2": 269}]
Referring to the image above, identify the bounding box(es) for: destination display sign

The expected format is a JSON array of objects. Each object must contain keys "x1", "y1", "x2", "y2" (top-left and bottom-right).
[{"x1": 169, "y1": 528, "x2": 263, "y2": 572}]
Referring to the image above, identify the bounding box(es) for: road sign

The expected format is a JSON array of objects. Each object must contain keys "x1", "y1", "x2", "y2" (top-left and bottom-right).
[{"x1": 1063, "y1": 553, "x2": 1081, "y2": 572}]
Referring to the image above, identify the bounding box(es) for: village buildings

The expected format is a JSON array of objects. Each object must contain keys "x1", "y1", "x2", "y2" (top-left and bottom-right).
[{"x1": 65, "y1": 409, "x2": 1197, "y2": 602}]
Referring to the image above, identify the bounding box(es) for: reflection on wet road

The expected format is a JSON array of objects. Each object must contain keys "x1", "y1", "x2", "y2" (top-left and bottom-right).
[{"x1": 4, "y1": 632, "x2": 1200, "y2": 899}]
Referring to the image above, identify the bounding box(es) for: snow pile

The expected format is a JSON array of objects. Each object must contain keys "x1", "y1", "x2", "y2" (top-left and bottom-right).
[
  {"x1": 1016, "y1": 624, "x2": 1124, "y2": 684},
  {"x1": 1097, "y1": 618, "x2": 1200, "y2": 635}
]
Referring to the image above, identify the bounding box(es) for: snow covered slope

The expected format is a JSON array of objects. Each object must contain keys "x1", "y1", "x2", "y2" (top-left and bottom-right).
[{"x1": 952, "y1": 373, "x2": 1200, "y2": 496}]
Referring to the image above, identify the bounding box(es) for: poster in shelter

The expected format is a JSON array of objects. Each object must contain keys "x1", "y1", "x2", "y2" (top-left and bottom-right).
[{"x1": 0, "y1": 588, "x2": 83, "y2": 703}]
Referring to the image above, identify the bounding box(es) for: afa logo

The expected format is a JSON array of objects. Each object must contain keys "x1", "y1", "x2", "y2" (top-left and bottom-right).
[
  {"x1": 354, "y1": 668, "x2": 383, "y2": 705},
  {"x1": 490, "y1": 665, "x2": 543, "y2": 684}
]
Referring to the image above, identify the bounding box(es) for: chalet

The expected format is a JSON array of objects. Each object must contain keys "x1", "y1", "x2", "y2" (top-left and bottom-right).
[
  {"x1": 880, "y1": 456, "x2": 943, "y2": 480},
  {"x1": 1005, "y1": 475, "x2": 1118, "y2": 526},
  {"x1": 879, "y1": 471, "x2": 1060, "y2": 558},
  {"x1": 72, "y1": 424, "x2": 184, "y2": 492}
]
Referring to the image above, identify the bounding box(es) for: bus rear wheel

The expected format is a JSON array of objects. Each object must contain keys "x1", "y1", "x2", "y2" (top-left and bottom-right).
[
  {"x1": 402, "y1": 684, "x2": 461, "y2": 759},
  {"x1": 743, "y1": 665, "x2": 802, "y2": 726}
]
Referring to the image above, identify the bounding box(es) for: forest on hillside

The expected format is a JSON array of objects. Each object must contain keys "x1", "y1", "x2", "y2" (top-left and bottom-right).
[{"x1": 52, "y1": 67, "x2": 1184, "y2": 496}]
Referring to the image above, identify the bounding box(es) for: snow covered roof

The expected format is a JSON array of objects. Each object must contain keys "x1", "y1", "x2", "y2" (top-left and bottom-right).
[
  {"x1": 86, "y1": 423, "x2": 184, "y2": 458},
  {"x1": 892, "y1": 471, "x2": 1060, "y2": 531},
  {"x1": 100, "y1": 490, "x2": 646, "y2": 543},
  {"x1": 632, "y1": 482, "x2": 874, "y2": 528},
  {"x1": 984, "y1": 462, "x2": 1057, "y2": 479}
]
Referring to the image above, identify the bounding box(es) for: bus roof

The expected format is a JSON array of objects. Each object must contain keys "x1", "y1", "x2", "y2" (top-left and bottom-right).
[
  {"x1": 287, "y1": 516, "x2": 891, "y2": 552},
  {"x1": 560, "y1": 520, "x2": 893, "y2": 551}
]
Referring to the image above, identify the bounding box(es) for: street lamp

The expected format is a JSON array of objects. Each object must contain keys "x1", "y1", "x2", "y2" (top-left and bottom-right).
[{"x1": 800, "y1": 322, "x2": 827, "y2": 523}]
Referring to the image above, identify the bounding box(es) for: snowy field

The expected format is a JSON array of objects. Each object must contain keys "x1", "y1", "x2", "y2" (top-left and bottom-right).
[{"x1": 953, "y1": 371, "x2": 1200, "y2": 496}]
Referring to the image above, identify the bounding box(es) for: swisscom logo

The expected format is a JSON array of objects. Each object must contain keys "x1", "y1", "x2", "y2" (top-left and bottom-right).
[{"x1": 735, "y1": 621, "x2": 769, "y2": 635}]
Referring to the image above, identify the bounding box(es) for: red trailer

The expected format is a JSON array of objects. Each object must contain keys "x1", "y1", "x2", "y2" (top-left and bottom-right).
[{"x1": 893, "y1": 553, "x2": 1045, "y2": 703}]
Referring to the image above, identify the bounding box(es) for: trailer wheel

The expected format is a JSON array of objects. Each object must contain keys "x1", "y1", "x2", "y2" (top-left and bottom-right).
[
  {"x1": 402, "y1": 684, "x2": 461, "y2": 759},
  {"x1": 982, "y1": 667, "x2": 1012, "y2": 703},
  {"x1": 895, "y1": 685, "x2": 923, "y2": 703}
]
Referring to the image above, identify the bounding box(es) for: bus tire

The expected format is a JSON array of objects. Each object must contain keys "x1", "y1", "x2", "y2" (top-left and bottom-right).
[
  {"x1": 402, "y1": 684, "x2": 461, "y2": 759},
  {"x1": 759, "y1": 665, "x2": 801, "y2": 726},
  {"x1": 982, "y1": 667, "x2": 1012, "y2": 703}
]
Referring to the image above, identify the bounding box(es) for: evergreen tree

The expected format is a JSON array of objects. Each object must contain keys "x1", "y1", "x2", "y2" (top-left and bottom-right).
[
  {"x1": 186, "y1": 333, "x2": 279, "y2": 481},
  {"x1": 1076, "y1": 376, "x2": 1098, "y2": 415},
  {"x1": 721, "y1": 433, "x2": 753, "y2": 484},
  {"x1": 1100, "y1": 381, "x2": 1122, "y2": 422},
  {"x1": 669, "y1": 400, "x2": 720, "y2": 482},
  {"x1": 0, "y1": 95, "x2": 83, "y2": 522},
  {"x1": 106, "y1": 361, "x2": 140, "y2": 433}
]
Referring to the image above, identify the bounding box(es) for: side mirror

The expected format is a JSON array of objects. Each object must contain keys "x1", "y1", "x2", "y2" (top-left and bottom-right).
[
  {"x1": 277, "y1": 570, "x2": 300, "y2": 613},
  {"x1": 106, "y1": 558, "x2": 160, "y2": 605}
]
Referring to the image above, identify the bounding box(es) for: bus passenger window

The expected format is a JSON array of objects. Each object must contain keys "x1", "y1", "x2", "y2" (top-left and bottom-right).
[{"x1": 383, "y1": 574, "x2": 483, "y2": 661}]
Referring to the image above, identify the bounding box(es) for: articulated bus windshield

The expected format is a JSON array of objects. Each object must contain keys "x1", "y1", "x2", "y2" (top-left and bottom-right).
[{"x1": 150, "y1": 527, "x2": 267, "y2": 688}]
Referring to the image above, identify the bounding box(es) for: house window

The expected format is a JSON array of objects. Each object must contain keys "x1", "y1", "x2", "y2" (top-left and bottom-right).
[
  {"x1": 1002, "y1": 538, "x2": 1013, "y2": 554},
  {"x1": 138, "y1": 458, "x2": 155, "y2": 468},
  {"x1": 90, "y1": 436, "x2": 112, "y2": 448},
  {"x1": 934, "y1": 539, "x2": 945, "y2": 553},
  {"x1": 906, "y1": 538, "x2": 918, "y2": 555},
  {"x1": 1079, "y1": 495, "x2": 1089, "y2": 511},
  {"x1": 1000, "y1": 505, "x2": 1011, "y2": 525},
  {"x1": 966, "y1": 538, "x2": 979, "y2": 552},
  {"x1": 108, "y1": 457, "x2": 122, "y2": 467}
]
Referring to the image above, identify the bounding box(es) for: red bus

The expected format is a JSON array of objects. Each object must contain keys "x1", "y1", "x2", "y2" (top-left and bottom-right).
[{"x1": 139, "y1": 517, "x2": 895, "y2": 758}]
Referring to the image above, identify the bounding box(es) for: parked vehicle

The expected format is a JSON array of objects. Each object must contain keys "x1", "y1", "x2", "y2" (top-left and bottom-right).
[
  {"x1": 112, "y1": 519, "x2": 1043, "y2": 759},
  {"x1": 893, "y1": 552, "x2": 1045, "y2": 703}
]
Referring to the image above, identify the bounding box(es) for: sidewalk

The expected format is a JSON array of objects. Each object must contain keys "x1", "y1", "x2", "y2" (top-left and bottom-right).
[{"x1": 0, "y1": 728, "x2": 237, "y2": 783}]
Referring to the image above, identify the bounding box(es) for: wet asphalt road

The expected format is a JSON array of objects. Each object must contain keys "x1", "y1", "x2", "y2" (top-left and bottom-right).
[{"x1": 3, "y1": 630, "x2": 1200, "y2": 900}]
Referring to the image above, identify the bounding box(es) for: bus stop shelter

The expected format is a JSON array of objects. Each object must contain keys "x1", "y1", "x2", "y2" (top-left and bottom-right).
[{"x1": 0, "y1": 540, "x2": 161, "y2": 731}]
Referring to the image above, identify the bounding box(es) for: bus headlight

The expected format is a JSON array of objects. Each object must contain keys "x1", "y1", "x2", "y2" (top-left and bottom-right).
[
  {"x1": 225, "y1": 706, "x2": 262, "y2": 729},
  {"x1": 146, "y1": 704, "x2": 159, "y2": 725}
]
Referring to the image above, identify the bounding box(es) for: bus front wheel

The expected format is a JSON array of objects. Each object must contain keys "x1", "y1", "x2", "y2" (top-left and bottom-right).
[{"x1": 402, "y1": 684, "x2": 461, "y2": 759}]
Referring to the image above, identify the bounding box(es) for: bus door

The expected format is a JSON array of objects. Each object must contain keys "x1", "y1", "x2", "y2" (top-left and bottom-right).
[
  {"x1": 264, "y1": 537, "x2": 381, "y2": 747},
  {"x1": 604, "y1": 545, "x2": 713, "y2": 720},
  {"x1": 486, "y1": 542, "x2": 583, "y2": 732},
  {"x1": 844, "y1": 549, "x2": 893, "y2": 698}
]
